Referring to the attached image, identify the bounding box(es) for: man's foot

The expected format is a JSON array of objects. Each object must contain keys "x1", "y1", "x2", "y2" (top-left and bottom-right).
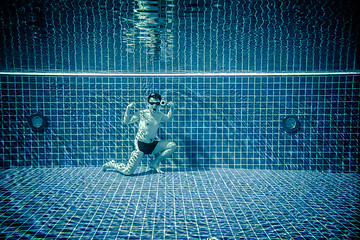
[
  {"x1": 149, "y1": 162, "x2": 164, "y2": 174},
  {"x1": 102, "y1": 160, "x2": 116, "y2": 172},
  {"x1": 152, "y1": 167, "x2": 164, "y2": 174}
]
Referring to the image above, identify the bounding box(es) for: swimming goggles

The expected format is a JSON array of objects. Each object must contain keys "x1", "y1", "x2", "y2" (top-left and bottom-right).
[{"x1": 149, "y1": 101, "x2": 161, "y2": 105}]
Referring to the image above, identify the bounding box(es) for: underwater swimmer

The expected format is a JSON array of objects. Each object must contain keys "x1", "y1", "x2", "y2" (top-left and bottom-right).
[{"x1": 103, "y1": 93, "x2": 176, "y2": 175}]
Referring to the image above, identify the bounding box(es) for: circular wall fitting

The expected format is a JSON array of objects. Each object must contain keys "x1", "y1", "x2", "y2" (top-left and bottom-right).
[
  {"x1": 282, "y1": 115, "x2": 300, "y2": 133},
  {"x1": 28, "y1": 113, "x2": 48, "y2": 132}
]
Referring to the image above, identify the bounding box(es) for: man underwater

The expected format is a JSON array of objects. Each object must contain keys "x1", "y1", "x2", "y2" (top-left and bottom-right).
[{"x1": 103, "y1": 93, "x2": 176, "y2": 175}]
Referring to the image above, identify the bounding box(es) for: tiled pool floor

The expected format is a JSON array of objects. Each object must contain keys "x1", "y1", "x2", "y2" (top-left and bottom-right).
[{"x1": 0, "y1": 167, "x2": 359, "y2": 239}]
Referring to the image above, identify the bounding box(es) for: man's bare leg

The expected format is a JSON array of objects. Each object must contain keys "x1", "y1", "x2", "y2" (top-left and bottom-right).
[
  {"x1": 150, "y1": 141, "x2": 177, "y2": 173},
  {"x1": 103, "y1": 150, "x2": 144, "y2": 175}
]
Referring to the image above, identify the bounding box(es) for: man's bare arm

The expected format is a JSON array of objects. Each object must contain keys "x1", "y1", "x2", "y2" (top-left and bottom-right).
[
  {"x1": 163, "y1": 102, "x2": 174, "y2": 122},
  {"x1": 124, "y1": 102, "x2": 139, "y2": 124}
]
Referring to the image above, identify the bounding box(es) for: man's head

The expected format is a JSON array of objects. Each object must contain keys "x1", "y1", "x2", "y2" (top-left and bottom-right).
[
  {"x1": 148, "y1": 93, "x2": 161, "y2": 102},
  {"x1": 147, "y1": 93, "x2": 162, "y2": 113}
]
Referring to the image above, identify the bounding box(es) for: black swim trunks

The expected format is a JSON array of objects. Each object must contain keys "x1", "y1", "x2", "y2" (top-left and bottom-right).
[{"x1": 137, "y1": 141, "x2": 159, "y2": 154}]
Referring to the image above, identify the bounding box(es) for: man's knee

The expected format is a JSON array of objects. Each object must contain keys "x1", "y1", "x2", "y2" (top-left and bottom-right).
[{"x1": 168, "y1": 142, "x2": 177, "y2": 152}]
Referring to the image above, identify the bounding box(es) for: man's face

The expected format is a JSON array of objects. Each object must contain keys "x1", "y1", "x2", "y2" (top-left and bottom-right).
[{"x1": 148, "y1": 97, "x2": 161, "y2": 113}]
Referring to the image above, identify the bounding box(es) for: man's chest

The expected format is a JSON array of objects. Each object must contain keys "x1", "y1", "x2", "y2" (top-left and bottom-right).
[{"x1": 140, "y1": 112, "x2": 162, "y2": 126}]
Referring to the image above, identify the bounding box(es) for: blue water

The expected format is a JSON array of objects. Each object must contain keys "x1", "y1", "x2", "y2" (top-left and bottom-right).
[{"x1": 0, "y1": 0, "x2": 360, "y2": 239}]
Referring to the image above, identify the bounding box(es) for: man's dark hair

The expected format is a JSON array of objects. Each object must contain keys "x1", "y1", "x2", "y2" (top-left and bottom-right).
[{"x1": 148, "y1": 93, "x2": 161, "y2": 102}]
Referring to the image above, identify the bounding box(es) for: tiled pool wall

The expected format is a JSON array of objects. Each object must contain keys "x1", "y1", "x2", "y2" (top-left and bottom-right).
[
  {"x1": 1, "y1": 76, "x2": 359, "y2": 172},
  {"x1": 0, "y1": 0, "x2": 358, "y2": 72}
]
